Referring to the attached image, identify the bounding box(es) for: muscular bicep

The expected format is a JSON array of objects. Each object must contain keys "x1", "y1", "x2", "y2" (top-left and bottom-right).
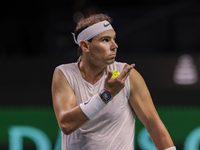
[
  {"x1": 128, "y1": 69, "x2": 161, "y2": 128},
  {"x1": 51, "y1": 68, "x2": 76, "y2": 123}
]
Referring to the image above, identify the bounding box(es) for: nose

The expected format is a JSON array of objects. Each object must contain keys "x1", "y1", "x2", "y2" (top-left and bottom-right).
[{"x1": 111, "y1": 40, "x2": 118, "y2": 51}]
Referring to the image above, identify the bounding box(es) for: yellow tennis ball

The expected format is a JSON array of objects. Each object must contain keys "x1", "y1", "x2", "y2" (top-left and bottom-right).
[{"x1": 112, "y1": 70, "x2": 120, "y2": 78}]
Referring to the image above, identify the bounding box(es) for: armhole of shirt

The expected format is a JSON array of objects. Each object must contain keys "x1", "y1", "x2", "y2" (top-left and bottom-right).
[
  {"x1": 115, "y1": 62, "x2": 131, "y2": 100},
  {"x1": 56, "y1": 65, "x2": 73, "y2": 89},
  {"x1": 126, "y1": 75, "x2": 130, "y2": 100},
  {"x1": 121, "y1": 63, "x2": 130, "y2": 100}
]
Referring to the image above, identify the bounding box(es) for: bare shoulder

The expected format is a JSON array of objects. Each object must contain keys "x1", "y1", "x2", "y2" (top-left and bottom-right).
[
  {"x1": 129, "y1": 67, "x2": 141, "y2": 78},
  {"x1": 52, "y1": 68, "x2": 69, "y2": 92},
  {"x1": 52, "y1": 68, "x2": 67, "y2": 85},
  {"x1": 129, "y1": 68, "x2": 146, "y2": 92},
  {"x1": 52, "y1": 67, "x2": 76, "y2": 111}
]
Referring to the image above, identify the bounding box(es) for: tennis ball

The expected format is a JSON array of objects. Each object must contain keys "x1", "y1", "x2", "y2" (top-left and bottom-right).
[{"x1": 112, "y1": 70, "x2": 120, "y2": 78}]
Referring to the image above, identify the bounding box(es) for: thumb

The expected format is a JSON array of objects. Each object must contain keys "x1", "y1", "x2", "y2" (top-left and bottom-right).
[{"x1": 105, "y1": 70, "x2": 113, "y2": 81}]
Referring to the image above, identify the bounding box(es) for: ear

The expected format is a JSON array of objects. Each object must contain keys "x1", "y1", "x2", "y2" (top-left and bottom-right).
[{"x1": 80, "y1": 40, "x2": 90, "y2": 53}]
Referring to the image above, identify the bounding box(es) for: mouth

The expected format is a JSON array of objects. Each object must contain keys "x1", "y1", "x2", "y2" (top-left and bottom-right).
[{"x1": 109, "y1": 54, "x2": 116, "y2": 58}]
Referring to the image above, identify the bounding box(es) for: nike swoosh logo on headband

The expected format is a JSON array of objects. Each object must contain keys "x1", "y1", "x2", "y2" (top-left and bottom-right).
[{"x1": 104, "y1": 23, "x2": 110, "y2": 27}]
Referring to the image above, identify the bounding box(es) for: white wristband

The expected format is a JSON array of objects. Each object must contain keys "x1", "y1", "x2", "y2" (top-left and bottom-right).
[
  {"x1": 80, "y1": 94, "x2": 106, "y2": 120},
  {"x1": 165, "y1": 146, "x2": 176, "y2": 150}
]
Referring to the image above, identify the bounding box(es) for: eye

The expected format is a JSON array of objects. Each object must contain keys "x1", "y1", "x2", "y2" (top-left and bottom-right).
[{"x1": 102, "y1": 38, "x2": 110, "y2": 42}]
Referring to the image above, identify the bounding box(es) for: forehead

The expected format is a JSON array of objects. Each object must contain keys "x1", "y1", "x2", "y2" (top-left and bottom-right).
[{"x1": 94, "y1": 30, "x2": 116, "y2": 39}]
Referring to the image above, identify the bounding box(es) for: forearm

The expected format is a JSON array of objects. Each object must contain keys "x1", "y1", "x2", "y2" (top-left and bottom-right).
[
  {"x1": 147, "y1": 121, "x2": 174, "y2": 150},
  {"x1": 59, "y1": 105, "x2": 89, "y2": 135},
  {"x1": 59, "y1": 94, "x2": 107, "y2": 135}
]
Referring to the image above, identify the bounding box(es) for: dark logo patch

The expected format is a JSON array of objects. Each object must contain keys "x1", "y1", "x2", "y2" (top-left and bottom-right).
[
  {"x1": 104, "y1": 23, "x2": 110, "y2": 27},
  {"x1": 84, "y1": 99, "x2": 91, "y2": 105}
]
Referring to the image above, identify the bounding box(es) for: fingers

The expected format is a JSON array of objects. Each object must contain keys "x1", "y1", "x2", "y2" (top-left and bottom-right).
[
  {"x1": 105, "y1": 63, "x2": 135, "y2": 82},
  {"x1": 118, "y1": 63, "x2": 135, "y2": 80},
  {"x1": 122, "y1": 64, "x2": 135, "y2": 82},
  {"x1": 105, "y1": 70, "x2": 113, "y2": 82},
  {"x1": 104, "y1": 64, "x2": 135, "y2": 98}
]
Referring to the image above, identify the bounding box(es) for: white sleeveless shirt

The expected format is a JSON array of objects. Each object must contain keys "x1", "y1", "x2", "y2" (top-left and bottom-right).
[{"x1": 57, "y1": 61, "x2": 136, "y2": 150}]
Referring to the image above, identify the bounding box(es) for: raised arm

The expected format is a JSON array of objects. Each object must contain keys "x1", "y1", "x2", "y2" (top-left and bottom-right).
[
  {"x1": 128, "y1": 68, "x2": 175, "y2": 150},
  {"x1": 52, "y1": 68, "x2": 89, "y2": 135}
]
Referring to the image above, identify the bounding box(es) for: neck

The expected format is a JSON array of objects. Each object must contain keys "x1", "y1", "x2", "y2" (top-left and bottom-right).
[{"x1": 78, "y1": 59, "x2": 107, "y2": 85}]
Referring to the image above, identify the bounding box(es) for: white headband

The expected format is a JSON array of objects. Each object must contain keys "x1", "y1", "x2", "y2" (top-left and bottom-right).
[{"x1": 72, "y1": 20, "x2": 114, "y2": 46}]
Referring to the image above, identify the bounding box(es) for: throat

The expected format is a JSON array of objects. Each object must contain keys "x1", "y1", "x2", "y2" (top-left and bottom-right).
[
  {"x1": 84, "y1": 76, "x2": 103, "y2": 85},
  {"x1": 78, "y1": 62, "x2": 106, "y2": 85},
  {"x1": 82, "y1": 69, "x2": 105, "y2": 85}
]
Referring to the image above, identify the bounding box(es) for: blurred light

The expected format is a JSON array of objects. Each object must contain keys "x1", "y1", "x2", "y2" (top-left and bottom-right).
[
  {"x1": 173, "y1": 54, "x2": 198, "y2": 85},
  {"x1": 184, "y1": 127, "x2": 200, "y2": 150},
  {"x1": 138, "y1": 127, "x2": 156, "y2": 150},
  {"x1": 73, "y1": 12, "x2": 84, "y2": 23},
  {"x1": 9, "y1": 126, "x2": 51, "y2": 150}
]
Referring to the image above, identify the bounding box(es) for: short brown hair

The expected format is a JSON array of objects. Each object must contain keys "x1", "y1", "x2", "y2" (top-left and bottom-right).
[{"x1": 74, "y1": 13, "x2": 113, "y2": 56}]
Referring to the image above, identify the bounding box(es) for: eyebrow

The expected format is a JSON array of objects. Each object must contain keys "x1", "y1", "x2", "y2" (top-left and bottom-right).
[{"x1": 100, "y1": 35, "x2": 116, "y2": 40}]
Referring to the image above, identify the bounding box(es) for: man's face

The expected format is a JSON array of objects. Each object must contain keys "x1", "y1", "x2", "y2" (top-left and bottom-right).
[{"x1": 88, "y1": 30, "x2": 118, "y2": 66}]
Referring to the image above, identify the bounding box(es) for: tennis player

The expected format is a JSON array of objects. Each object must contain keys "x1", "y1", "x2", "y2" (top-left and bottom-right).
[{"x1": 52, "y1": 13, "x2": 176, "y2": 150}]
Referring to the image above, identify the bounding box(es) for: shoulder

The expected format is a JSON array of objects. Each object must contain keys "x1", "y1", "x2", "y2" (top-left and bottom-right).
[
  {"x1": 54, "y1": 62, "x2": 79, "y2": 88},
  {"x1": 129, "y1": 68, "x2": 142, "y2": 79},
  {"x1": 56, "y1": 62, "x2": 77, "y2": 72},
  {"x1": 52, "y1": 64, "x2": 75, "y2": 94},
  {"x1": 56, "y1": 62, "x2": 78, "y2": 77},
  {"x1": 129, "y1": 68, "x2": 147, "y2": 92},
  {"x1": 128, "y1": 68, "x2": 152, "y2": 108}
]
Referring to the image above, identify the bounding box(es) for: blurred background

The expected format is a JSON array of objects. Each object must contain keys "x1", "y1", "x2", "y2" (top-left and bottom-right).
[{"x1": 1, "y1": 0, "x2": 200, "y2": 149}]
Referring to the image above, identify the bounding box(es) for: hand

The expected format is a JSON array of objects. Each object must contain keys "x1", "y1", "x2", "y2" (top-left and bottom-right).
[{"x1": 104, "y1": 64, "x2": 135, "y2": 98}]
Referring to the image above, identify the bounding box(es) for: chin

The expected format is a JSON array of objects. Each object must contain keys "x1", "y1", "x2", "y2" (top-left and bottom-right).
[{"x1": 107, "y1": 58, "x2": 115, "y2": 65}]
